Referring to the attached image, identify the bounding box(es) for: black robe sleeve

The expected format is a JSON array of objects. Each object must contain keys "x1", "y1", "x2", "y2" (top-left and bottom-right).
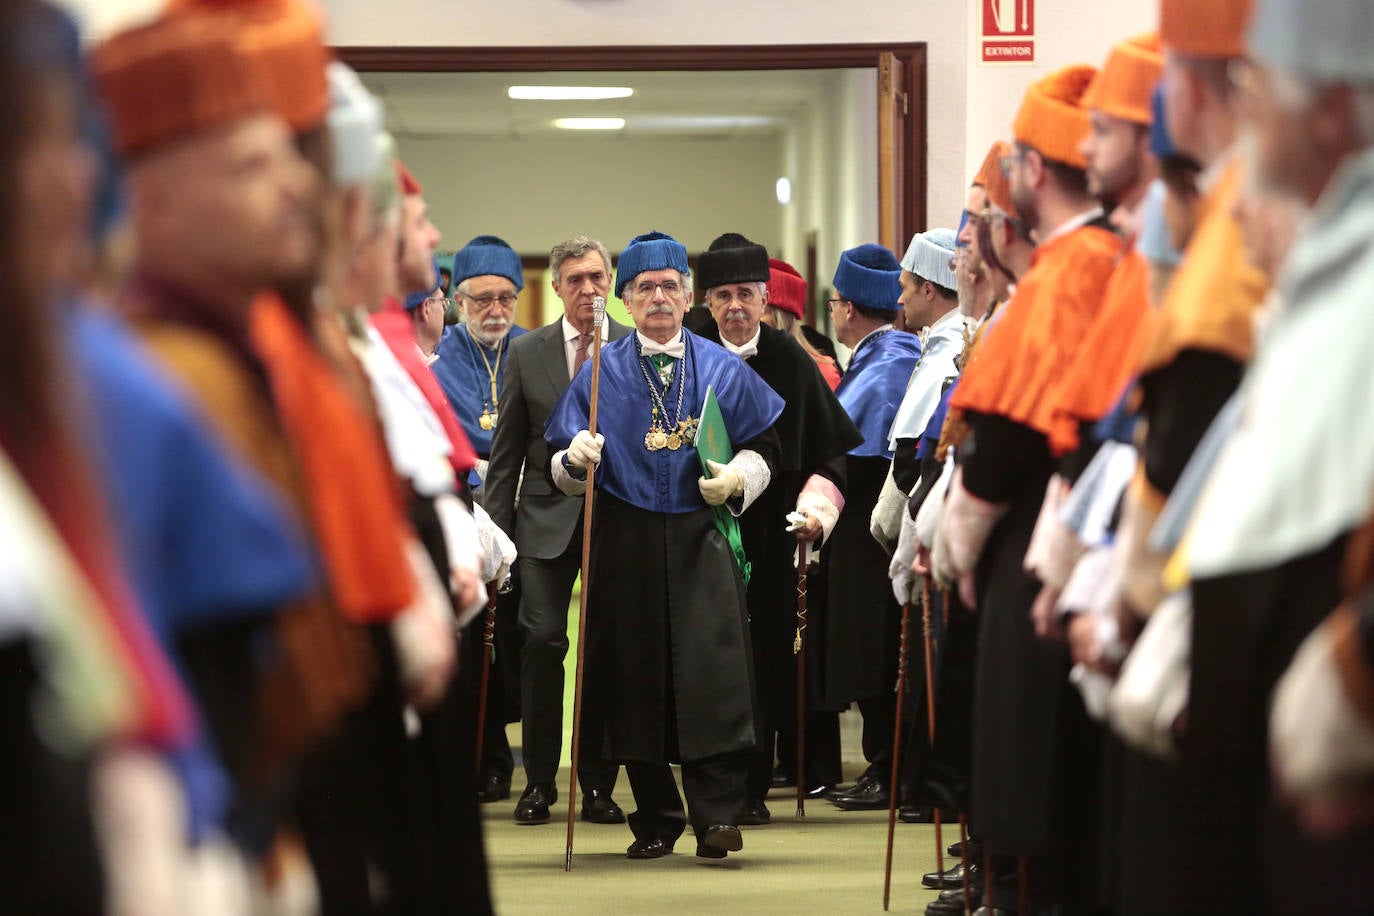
[
  {"x1": 891, "y1": 437, "x2": 923, "y2": 493},
  {"x1": 1059, "y1": 420, "x2": 1104, "y2": 485},
  {"x1": 906, "y1": 448, "x2": 946, "y2": 520},
  {"x1": 808, "y1": 453, "x2": 847, "y2": 497},
  {"x1": 1138, "y1": 348, "x2": 1245, "y2": 497},
  {"x1": 959, "y1": 411, "x2": 1054, "y2": 504},
  {"x1": 738, "y1": 426, "x2": 782, "y2": 484}
]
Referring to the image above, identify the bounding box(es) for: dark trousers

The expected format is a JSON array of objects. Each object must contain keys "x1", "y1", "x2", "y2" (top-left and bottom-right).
[
  {"x1": 761, "y1": 709, "x2": 843, "y2": 796},
  {"x1": 517, "y1": 530, "x2": 618, "y2": 793},
  {"x1": 626, "y1": 752, "x2": 750, "y2": 844},
  {"x1": 858, "y1": 690, "x2": 897, "y2": 783},
  {"x1": 0, "y1": 640, "x2": 105, "y2": 914}
]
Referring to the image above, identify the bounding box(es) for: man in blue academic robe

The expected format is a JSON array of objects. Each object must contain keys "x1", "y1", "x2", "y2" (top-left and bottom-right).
[
  {"x1": 432, "y1": 234, "x2": 529, "y2": 486},
  {"x1": 430, "y1": 233, "x2": 528, "y2": 801},
  {"x1": 817, "y1": 244, "x2": 923, "y2": 811},
  {"x1": 546, "y1": 231, "x2": 784, "y2": 860}
]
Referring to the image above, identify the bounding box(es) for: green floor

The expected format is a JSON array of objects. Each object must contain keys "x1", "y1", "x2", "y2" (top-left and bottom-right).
[
  {"x1": 484, "y1": 584, "x2": 949, "y2": 914},
  {"x1": 484, "y1": 774, "x2": 949, "y2": 914}
]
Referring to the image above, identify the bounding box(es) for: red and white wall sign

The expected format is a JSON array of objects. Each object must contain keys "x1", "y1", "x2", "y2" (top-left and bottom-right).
[{"x1": 980, "y1": 0, "x2": 1036, "y2": 65}]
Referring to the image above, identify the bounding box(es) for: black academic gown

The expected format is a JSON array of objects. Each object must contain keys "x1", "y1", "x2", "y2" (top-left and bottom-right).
[
  {"x1": 1114, "y1": 350, "x2": 1243, "y2": 916},
  {"x1": 581, "y1": 428, "x2": 782, "y2": 765},
  {"x1": 963, "y1": 413, "x2": 1102, "y2": 908},
  {"x1": 697, "y1": 321, "x2": 863, "y2": 790}
]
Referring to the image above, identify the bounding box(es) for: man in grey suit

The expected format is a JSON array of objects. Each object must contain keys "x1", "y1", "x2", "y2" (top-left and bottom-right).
[{"x1": 486, "y1": 236, "x2": 630, "y2": 825}]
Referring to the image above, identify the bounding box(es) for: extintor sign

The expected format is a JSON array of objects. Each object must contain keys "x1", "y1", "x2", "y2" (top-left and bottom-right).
[{"x1": 980, "y1": 0, "x2": 1036, "y2": 65}]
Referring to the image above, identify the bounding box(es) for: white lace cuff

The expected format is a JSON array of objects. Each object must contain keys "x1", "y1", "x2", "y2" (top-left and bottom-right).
[
  {"x1": 551, "y1": 450, "x2": 587, "y2": 497},
  {"x1": 725, "y1": 449, "x2": 770, "y2": 516}
]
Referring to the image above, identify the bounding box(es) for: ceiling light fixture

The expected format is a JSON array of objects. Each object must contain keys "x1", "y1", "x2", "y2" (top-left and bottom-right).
[
  {"x1": 553, "y1": 117, "x2": 626, "y2": 130},
  {"x1": 776, "y1": 177, "x2": 792, "y2": 205},
  {"x1": 510, "y1": 86, "x2": 634, "y2": 101}
]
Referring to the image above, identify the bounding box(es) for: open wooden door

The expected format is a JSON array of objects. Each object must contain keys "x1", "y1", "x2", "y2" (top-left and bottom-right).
[{"x1": 877, "y1": 51, "x2": 909, "y2": 255}]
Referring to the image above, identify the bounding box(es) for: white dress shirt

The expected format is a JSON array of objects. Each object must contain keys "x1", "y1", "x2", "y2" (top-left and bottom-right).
[{"x1": 562, "y1": 315, "x2": 611, "y2": 379}]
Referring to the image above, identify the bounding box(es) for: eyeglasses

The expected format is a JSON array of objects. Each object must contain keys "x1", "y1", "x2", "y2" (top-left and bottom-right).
[
  {"x1": 465, "y1": 293, "x2": 518, "y2": 310},
  {"x1": 425, "y1": 295, "x2": 449, "y2": 308},
  {"x1": 825, "y1": 297, "x2": 846, "y2": 312},
  {"x1": 999, "y1": 150, "x2": 1027, "y2": 177},
  {"x1": 632, "y1": 279, "x2": 684, "y2": 300}
]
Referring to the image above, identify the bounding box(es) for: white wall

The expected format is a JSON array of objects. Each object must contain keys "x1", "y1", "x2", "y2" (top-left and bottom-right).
[
  {"x1": 64, "y1": 0, "x2": 1158, "y2": 239},
  {"x1": 395, "y1": 132, "x2": 785, "y2": 258},
  {"x1": 316, "y1": 0, "x2": 972, "y2": 232},
  {"x1": 780, "y1": 68, "x2": 878, "y2": 295},
  {"x1": 962, "y1": 0, "x2": 1157, "y2": 182}
]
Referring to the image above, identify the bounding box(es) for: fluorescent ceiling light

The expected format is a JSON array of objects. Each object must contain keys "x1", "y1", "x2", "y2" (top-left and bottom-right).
[
  {"x1": 628, "y1": 115, "x2": 778, "y2": 131},
  {"x1": 509, "y1": 86, "x2": 634, "y2": 101},
  {"x1": 553, "y1": 117, "x2": 626, "y2": 130}
]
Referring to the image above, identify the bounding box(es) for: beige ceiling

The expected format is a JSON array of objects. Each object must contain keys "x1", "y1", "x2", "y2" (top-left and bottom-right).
[{"x1": 361, "y1": 68, "x2": 855, "y2": 139}]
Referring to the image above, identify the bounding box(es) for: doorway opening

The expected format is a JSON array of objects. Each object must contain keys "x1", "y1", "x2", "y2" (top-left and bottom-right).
[{"x1": 338, "y1": 43, "x2": 926, "y2": 335}]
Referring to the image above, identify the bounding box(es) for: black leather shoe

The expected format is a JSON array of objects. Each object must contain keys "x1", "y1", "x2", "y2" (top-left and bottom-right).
[
  {"x1": 825, "y1": 774, "x2": 872, "y2": 802},
  {"x1": 947, "y1": 837, "x2": 982, "y2": 859},
  {"x1": 626, "y1": 837, "x2": 673, "y2": 859},
  {"x1": 771, "y1": 769, "x2": 796, "y2": 789},
  {"x1": 580, "y1": 789, "x2": 625, "y2": 824},
  {"x1": 832, "y1": 780, "x2": 889, "y2": 810},
  {"x1": 900, "y1": 804, "x2": 958, "y2": 824},
  {"x1": 923, "y1": 861, "x2": 980, "y2": 889},
  {"x1": 925, "y1": 886, "x2": 983, "y2": 915},
  {"x1": 513, "y1": 783, "x2": 556, "y2": 824},
  {"x1": 737, "y1": 800, "x2": 771, "y2": 826},
  {"x1": 928, "y1": 889, "x2": 983, "y2": 911},
  {"x1": 803, "y1": 784, "x2": 834, "y2": 800},
  {"x1": 477, "y1": 774, "x2": 511, "y2": 804},
  {"x1": 697, "y1": 824, "x2": 743, "y2": 858}
]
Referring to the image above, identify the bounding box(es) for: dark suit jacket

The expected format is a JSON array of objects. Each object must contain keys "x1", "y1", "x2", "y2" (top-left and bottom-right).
[{"x1": 485, "y1": 315, "x2": 632, "y2": 560}]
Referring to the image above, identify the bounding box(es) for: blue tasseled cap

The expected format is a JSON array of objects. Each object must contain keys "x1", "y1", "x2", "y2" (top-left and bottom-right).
[
  {"x1": 614, "y1": 231, "x2": 690, "y2": 300},
  {"x1": 452, "y1": 235, "x2": 524, "y2": 291},
  {"x1": 833, "y1": 243, "x2": 903, "y2": 312}
]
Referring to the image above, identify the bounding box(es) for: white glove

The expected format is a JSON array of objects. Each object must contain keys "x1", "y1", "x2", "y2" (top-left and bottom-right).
[
  {"x1": 889, "y1": 505, "x2": 920, "y2": 604},
  {"x1": 939, "y1": 467, "x2": 1009, "y2": 578},
  {"x1": 566, "y1": 430, "x2": 604, "y2": 470},
  {"x1": 432, "y1": 493, "x2": 486, "y2": 628},
  {"x1": 915, "y1": 455, "x2": 955, "y2": 548},
  {"x1": 699, "y1": 459, "x2": 744, "y2": 507},
  {"x1": 392, "y1": 539, "x2": 458, "y2": 710},
  {"x1": 1272, "y1": 606, "x2": 1374, "y2": 809},
  {"x1": 869, "y1": 470, "x2": 906, "y2": 555},
  {"x1": 931, "y1": 525, "x2": 957, "y2": 590},
  {"x1": 1023, "y1": 475, "x2": 1084, "y2": 591},
  {"x1": 471, "y1": 502, "x2": 517, "y2": 588}
]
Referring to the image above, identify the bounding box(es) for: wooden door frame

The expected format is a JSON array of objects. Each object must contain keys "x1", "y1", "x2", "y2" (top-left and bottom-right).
[{"x1": 335, "y1": 43, "x2": 928, "y2": 248}]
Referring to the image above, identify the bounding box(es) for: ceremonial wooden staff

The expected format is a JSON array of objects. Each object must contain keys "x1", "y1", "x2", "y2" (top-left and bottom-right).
[
  {"x1": 794, "y1": 541, "x2": 809, "y2": 818},
  {"x1": 882, "y1": 597, "x2": 913, "y2": 911},
  {"x1": 950, "y1": 588, "x2": 972, "y2": 915},
  {"x1": 921, "y1": 578, "x2": 945, "y2": 885},
  {"x1": 565, "y1": 296, "x2": 606, "y2": 872},
  {"x1": 473, "y1": 586, "x2": 498, "y2": 780}
]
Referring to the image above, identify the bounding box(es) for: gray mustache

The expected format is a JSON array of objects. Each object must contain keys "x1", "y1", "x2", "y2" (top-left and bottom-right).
[{"x1": 644, "y1": 304, "x2": 675, "y2": 316}]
